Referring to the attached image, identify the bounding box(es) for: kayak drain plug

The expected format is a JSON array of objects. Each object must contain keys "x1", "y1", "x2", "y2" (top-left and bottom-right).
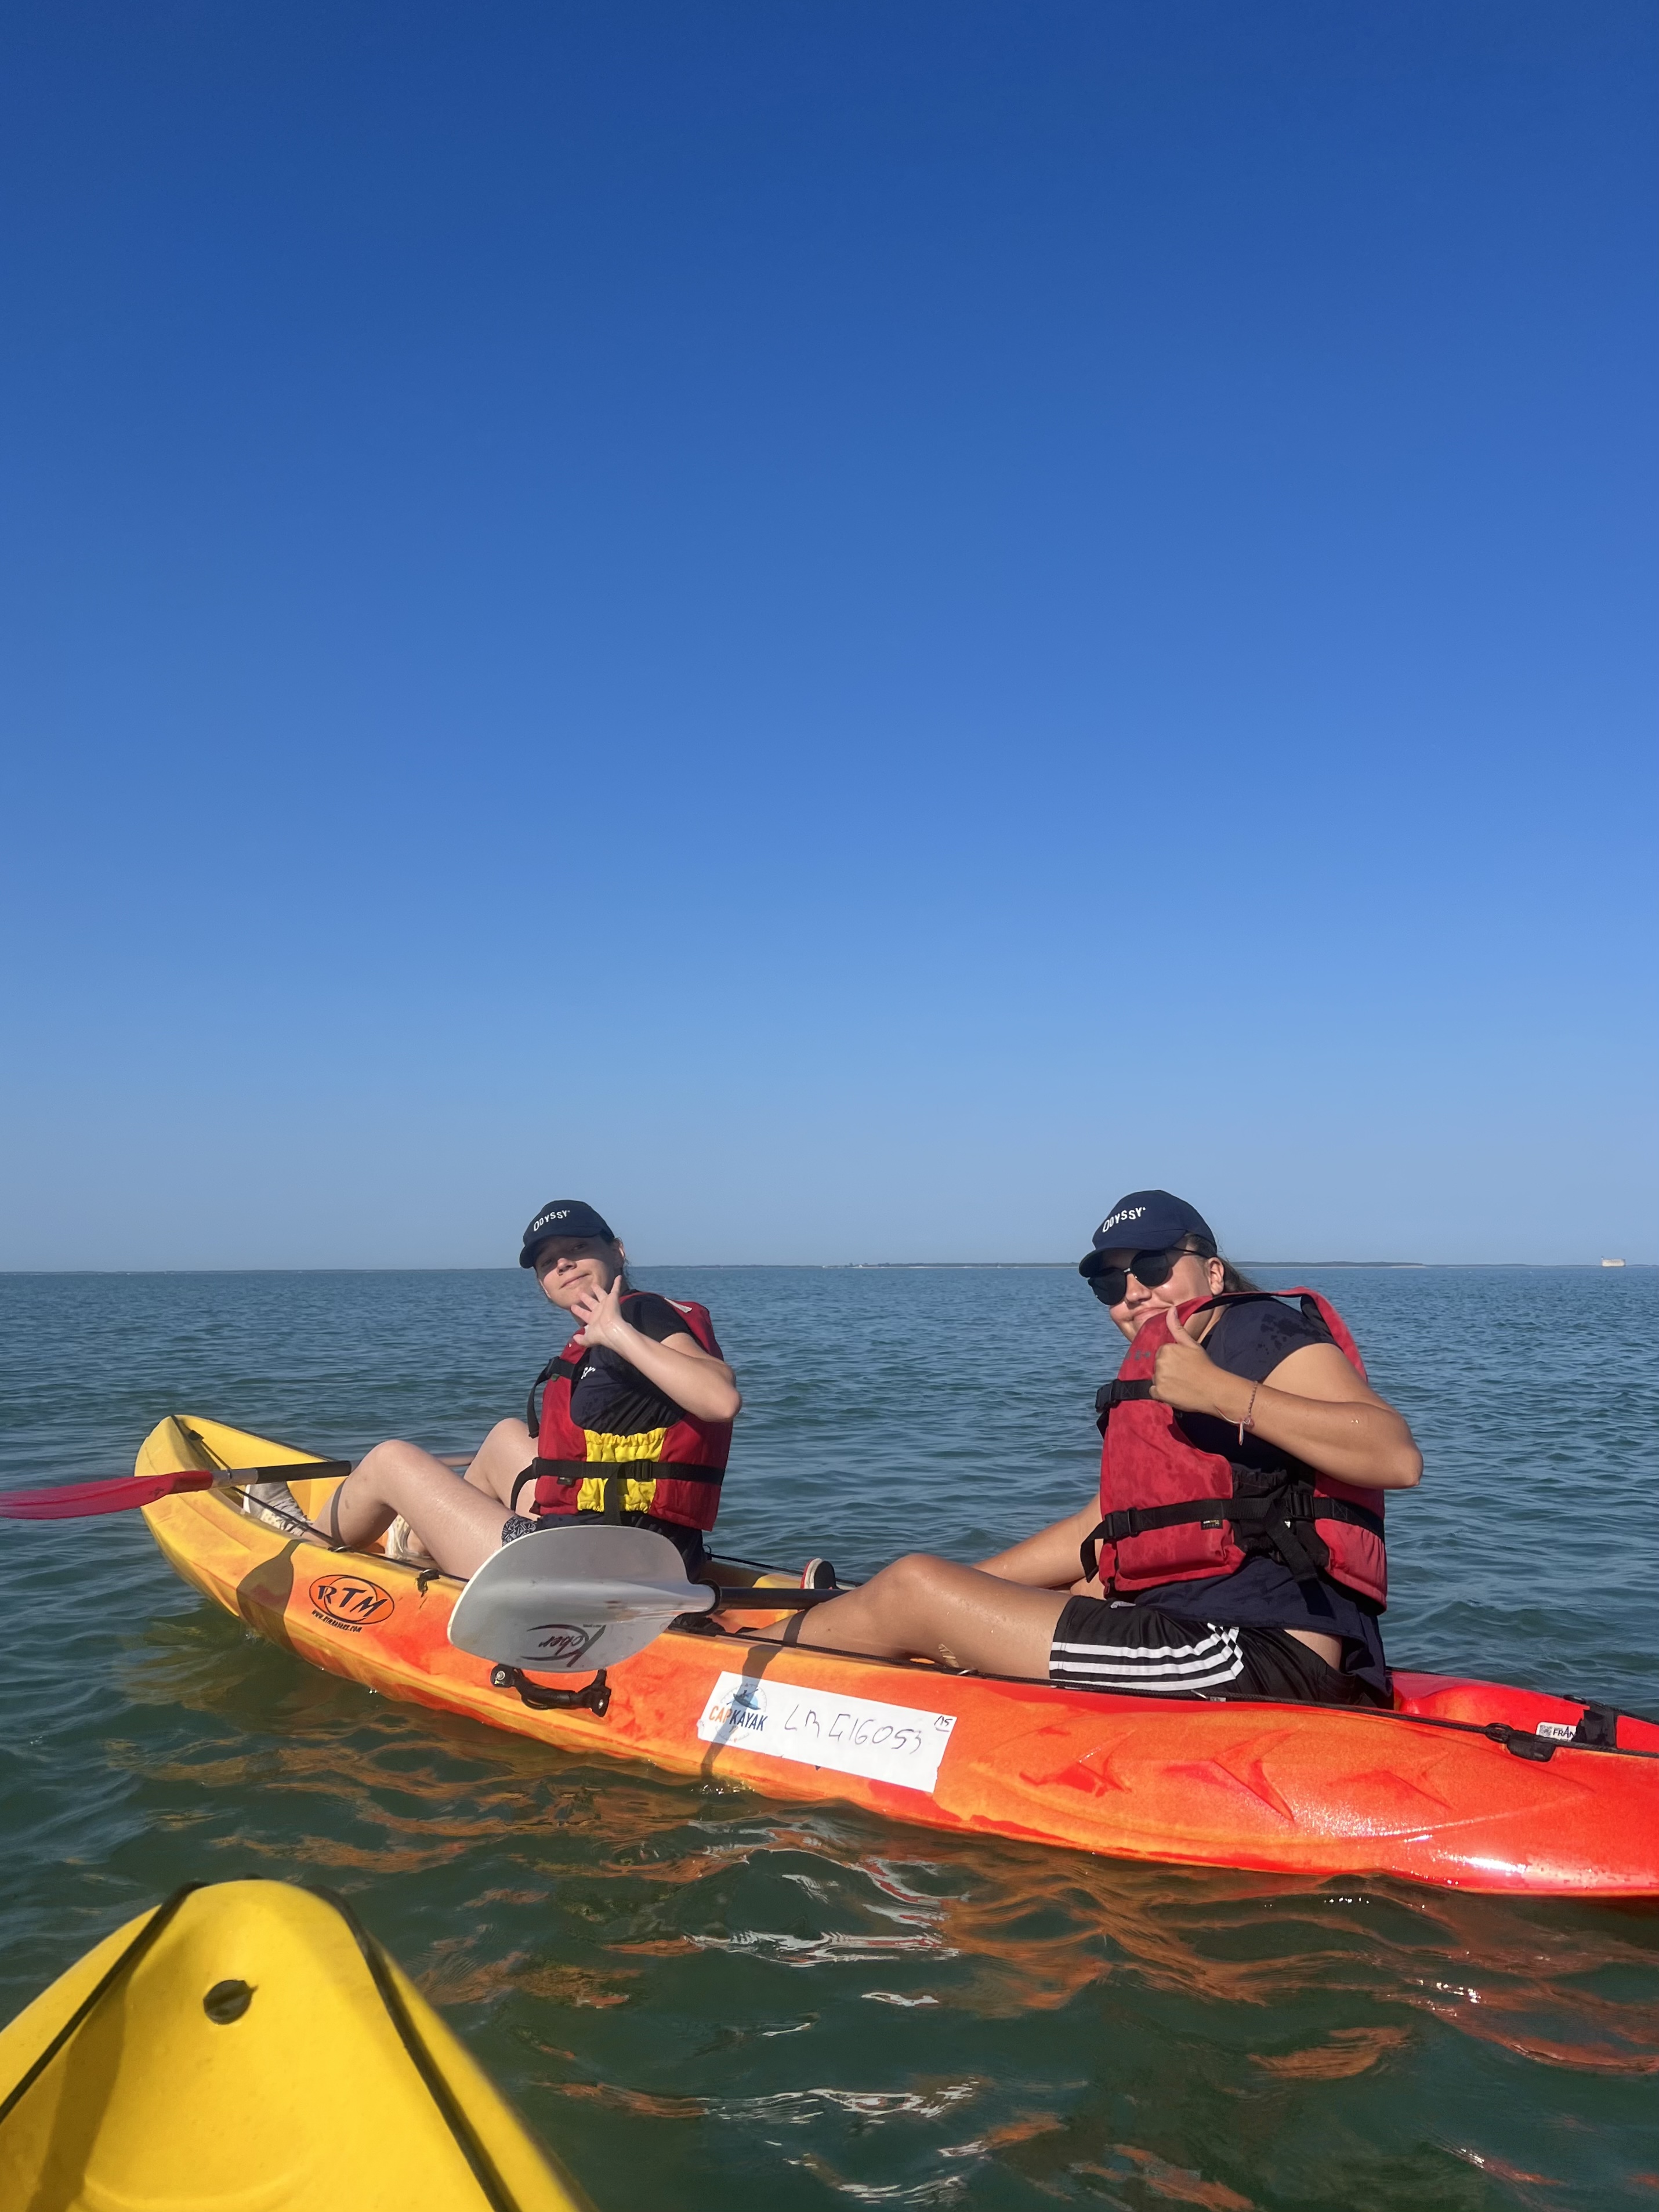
[{"x1": 202, "y1": 1979, "x2": 255, "y2": 2024}]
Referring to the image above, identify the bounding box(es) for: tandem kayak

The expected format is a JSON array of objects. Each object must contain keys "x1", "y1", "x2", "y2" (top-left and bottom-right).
[
  {"x1": 0, "y1": 1877, "x2": 589, "y2": 2211},
  {"x1": 135, "y1": 1416, "x2": 1659, "y2": 1898}
]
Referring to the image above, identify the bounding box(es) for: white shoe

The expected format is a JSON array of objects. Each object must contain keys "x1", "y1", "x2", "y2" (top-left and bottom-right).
[
  {"x1": 383, "y1": 1514, "x2": 432, "y2": 1564},
  {"x1": 240, "y1": 1478, "x2": 310, "y2": 1536}
]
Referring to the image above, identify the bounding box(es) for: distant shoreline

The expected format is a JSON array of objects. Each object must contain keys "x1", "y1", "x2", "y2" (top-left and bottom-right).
[
  {"x1": 792, "y1": 1260, "x2": 1643, "y2": 1271},
  {"x1": 836, "y1": 1259, "x2": 1433, "y2": 1270},
  {"x1": 1, "y1": 1260, "x2": 1651, "y2": 1275}
]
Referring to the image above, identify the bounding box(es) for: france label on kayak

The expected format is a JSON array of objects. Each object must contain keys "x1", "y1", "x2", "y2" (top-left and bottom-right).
[{"x1": 697, "y1": 1672, "x2": 957, "y2": 1792}]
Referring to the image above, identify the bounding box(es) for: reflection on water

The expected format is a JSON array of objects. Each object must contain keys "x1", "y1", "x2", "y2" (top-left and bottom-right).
[
  {"x1": 1, "y1": 1265, "x2": 1656, "y2": 2209},
  {"x1": 75, "y1": 1632, "x2": 1659, "y2": 2207}
]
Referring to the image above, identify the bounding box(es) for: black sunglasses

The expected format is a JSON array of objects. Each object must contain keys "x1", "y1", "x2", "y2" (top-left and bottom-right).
[{"x1": 1085, "y1": 1245, "x2": 1211, "y2": 1307}]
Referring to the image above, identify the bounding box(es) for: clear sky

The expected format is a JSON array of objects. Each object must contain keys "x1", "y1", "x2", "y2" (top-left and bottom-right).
[{"x1": 2, "y1": 1, "x2": 1654, "y2": 1270}]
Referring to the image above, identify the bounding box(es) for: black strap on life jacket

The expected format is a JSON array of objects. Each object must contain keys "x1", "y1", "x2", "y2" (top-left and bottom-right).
[
  {"x1": 521, "y1": 1312, "x2": 726, "y2": 1522},
  {"x1": 1087, "y1": 1304, "x2": 1377, "y2": 1586},
  {"x1": 509, "y1": 1457, "x2": 610, "y2": 1515},
  {"x1": 516, "y1": 1456, "x2": 726, "y2": 1523},
  {"x1": 524, "y1": 1357, "x2": 583, "y2": 1436},
  {"x1": 1079, "y1": 1484, "x2": 1385, "y2": 1589},
  {"x1": 1094, "y1": 1378, "x2": 1154, "y2": 1434}
]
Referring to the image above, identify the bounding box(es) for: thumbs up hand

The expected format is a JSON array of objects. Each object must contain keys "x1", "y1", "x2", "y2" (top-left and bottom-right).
[{"x1": 1150, "y1": 1302, "x2": 1225, "y2": 1415}]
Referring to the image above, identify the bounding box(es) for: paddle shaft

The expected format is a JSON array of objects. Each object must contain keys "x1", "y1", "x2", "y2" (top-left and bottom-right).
[
  {"x1": 0, "y1": 1463, "x2": 352, "y2": 1521},
  {"x1": 698, "y1": 1587, "x2": 841, "y2": 1610}
]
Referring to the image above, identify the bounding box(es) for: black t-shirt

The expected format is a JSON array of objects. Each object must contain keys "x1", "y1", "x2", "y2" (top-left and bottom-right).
[
  {"x1": 1131, "y1": 1293, "x2": 1390, "y2": 1695},
  {"x1": 565, "y1": 1292, "x2": 711, "y2": 1437},
  {"x1": 1172, "y1": 1296, "x2": 1331, "y2": 1472}
]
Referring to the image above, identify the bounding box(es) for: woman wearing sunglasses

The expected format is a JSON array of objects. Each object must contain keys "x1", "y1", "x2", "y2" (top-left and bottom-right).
[{"x1": 761, "y1": 1191, "x2": 1420, "y2": 1707}]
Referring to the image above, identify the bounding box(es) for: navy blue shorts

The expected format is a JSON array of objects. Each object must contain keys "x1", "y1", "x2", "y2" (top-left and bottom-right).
[{"x1": 1050, "y1": 1598, "x2": 1382, "y2": 1706}]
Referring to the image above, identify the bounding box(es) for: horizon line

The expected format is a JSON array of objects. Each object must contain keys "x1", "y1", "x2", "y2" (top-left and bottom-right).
[{"x1": 0, "y1": 1258, "x2": 1649, "y2": 1276}]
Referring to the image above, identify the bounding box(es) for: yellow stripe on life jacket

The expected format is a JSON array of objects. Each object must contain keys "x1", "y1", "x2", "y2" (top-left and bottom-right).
[{"x1": 575, "y1": 1427, "x2": 668, "y2": 1516}]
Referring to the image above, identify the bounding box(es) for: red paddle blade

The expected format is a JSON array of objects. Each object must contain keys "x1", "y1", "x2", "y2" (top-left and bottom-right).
[{"x1": 0, "y1": 1470, "x2": 218, "y2": 1520}]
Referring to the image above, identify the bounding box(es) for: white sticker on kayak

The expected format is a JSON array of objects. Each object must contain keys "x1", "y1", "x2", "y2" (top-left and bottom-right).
[
  {"x1": 697, "y1": 1672, "x2": 958, "y2": 1793},
  {"x1": 1535, "y1": 1720, "x2": 1577, "y2": 1742}
]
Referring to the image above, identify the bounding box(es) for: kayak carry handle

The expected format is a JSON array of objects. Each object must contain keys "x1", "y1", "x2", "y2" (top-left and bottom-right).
[{"x1": 489, "y1": 1664, "x2": 611, "y2": 1718}]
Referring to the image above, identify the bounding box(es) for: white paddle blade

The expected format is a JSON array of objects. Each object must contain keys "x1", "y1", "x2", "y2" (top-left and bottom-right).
[{"x1": 447, "y1": 1522, "x2": 715, "y2": 1671}]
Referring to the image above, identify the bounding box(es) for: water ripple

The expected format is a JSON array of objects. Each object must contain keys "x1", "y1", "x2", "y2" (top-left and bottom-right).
[{"x1": 1, "y1": 1265, "x2": 1656, "y2": 2209}]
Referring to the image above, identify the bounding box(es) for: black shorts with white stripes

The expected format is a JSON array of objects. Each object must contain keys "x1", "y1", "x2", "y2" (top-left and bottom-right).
[{"x1": 1049, "y1": 1596, "x2": 1380, "y2": 1707}]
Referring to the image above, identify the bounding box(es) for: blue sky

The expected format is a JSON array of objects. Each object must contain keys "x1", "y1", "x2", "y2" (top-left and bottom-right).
[{"x1": 2, "y1": 1, "x2": 1653, "y2": 1268}]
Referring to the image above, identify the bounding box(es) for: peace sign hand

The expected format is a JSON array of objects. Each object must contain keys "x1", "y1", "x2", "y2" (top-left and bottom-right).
[{"x1": 570, "y1": 1273, "x2": 628, "y2": 1351}]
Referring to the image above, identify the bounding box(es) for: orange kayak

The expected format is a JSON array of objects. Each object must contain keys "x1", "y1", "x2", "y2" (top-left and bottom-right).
[{"x1": 137, "y1": 1417, "x2": 1659, "y2": 1898}]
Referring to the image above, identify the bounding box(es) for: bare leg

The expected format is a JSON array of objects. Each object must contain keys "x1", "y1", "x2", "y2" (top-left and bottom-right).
[
  {"x1": 319, "y1": 1441, "x2": 515, "y2": 1580},
  {"x1": 462, "y1": 1419, "x2": 537, "y2": 1510},
  {"x1": 752, "y1": 1554, "x2": 1067, "y2": 1680},
  {"x1": 757, "y1": 1552, "x2": 1346, "y2": 1678}
]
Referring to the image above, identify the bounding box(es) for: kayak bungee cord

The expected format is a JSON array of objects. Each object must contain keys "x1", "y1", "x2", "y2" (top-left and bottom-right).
[
  {"x1": 0, "y1": 1883, "x2": 205, "y2": 2133},
  {"x1": 303, "y1": 1888, "x2": 531, "y2": 2212}
]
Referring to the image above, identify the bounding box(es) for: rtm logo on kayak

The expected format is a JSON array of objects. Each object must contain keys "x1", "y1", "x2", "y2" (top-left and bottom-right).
[
  {"x1": 309, "y1": 1573, "x2": 396, "y2": 1632},
  {"x1": 529, "y1": 1621, "x2": 603, "y2": 1666}
]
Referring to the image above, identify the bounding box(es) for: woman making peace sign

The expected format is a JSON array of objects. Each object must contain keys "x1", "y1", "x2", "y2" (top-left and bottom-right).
[{"x1": 240, "y1": 1199, "x2": 740, "y2": 1580}]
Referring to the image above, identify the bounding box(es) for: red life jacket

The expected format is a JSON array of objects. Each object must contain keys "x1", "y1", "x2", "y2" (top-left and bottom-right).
[
  {"x1": 524, "y1": 1294, "x2": 731, "y2": 1534},
  {"x1": 1082, "y1": 1289, "x2": 1388, "y2": 1607}
]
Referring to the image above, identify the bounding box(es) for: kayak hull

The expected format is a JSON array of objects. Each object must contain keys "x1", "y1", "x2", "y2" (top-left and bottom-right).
[
  {"x1": 136, "y1": 1417, "x2": 1659, "y2": 1898},
  {"x1": 0, "y1": 1877, "x2": 588, "y2": 2211}
]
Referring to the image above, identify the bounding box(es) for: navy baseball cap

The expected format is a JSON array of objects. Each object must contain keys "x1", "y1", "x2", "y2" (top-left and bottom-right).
[
  {"x1": 519, "y1": 1200, "x2": 617, "y2": 1267},
  {"x1": 1078, "y1": 1190, "x2": 1216, "y2": 1278}
]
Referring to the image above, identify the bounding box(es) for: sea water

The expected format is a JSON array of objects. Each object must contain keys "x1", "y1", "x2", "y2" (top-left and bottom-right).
[{"x1": 0, "y1": 1264, "x2": 1654, "y2": 2209}]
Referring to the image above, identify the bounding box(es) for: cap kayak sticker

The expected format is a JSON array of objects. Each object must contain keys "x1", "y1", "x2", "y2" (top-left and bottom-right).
[
  {"x1": 697, "y1": 1672, "x2": 958, "y2": 1793},
  {"x1": 309, "y1": 1573, "x2": 395, "y2": 1633}
]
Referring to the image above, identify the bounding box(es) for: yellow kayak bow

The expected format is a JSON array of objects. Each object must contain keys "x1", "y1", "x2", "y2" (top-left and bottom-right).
[{"x1": 0, "y1": 1879, "x2": 591, "y2": 2211}]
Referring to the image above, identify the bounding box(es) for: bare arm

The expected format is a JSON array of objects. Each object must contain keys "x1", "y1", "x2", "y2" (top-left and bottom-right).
[
  {"x1": 1153, "y1": 1318, "x2": 1421, "y2": 1490},
  {"x1": 568, "y1": 1281, "x2": 742, "y2": 1424}
]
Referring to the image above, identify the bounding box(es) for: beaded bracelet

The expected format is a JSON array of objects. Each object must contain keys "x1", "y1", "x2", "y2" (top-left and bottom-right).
[{"x1": 1237, "y1": 1384, "x2": 1260, "y2": 1447}]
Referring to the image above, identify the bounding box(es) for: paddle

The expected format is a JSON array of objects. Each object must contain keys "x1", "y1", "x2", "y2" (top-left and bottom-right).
[
  {"x1": 0, "y1": 1463, "x2": 350, "y2": 1521},
  {"x1": 448, "y1": 1523, "x2": 836, "y2": 1673}
]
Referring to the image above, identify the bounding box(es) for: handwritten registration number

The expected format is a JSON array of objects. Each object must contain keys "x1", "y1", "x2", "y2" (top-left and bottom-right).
[{"x1": 696, "y1": 1671, "x2": 958, "y2": 1793}]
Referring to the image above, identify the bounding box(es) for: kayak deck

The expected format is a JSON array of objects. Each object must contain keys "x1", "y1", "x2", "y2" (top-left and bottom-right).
[
  {"x1": 0, "y1": 1878, "x2": 589, "y2": 2211},
  {"x1": 135, "y1": 1416, "x2": 1659, "y2": 1898}
]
